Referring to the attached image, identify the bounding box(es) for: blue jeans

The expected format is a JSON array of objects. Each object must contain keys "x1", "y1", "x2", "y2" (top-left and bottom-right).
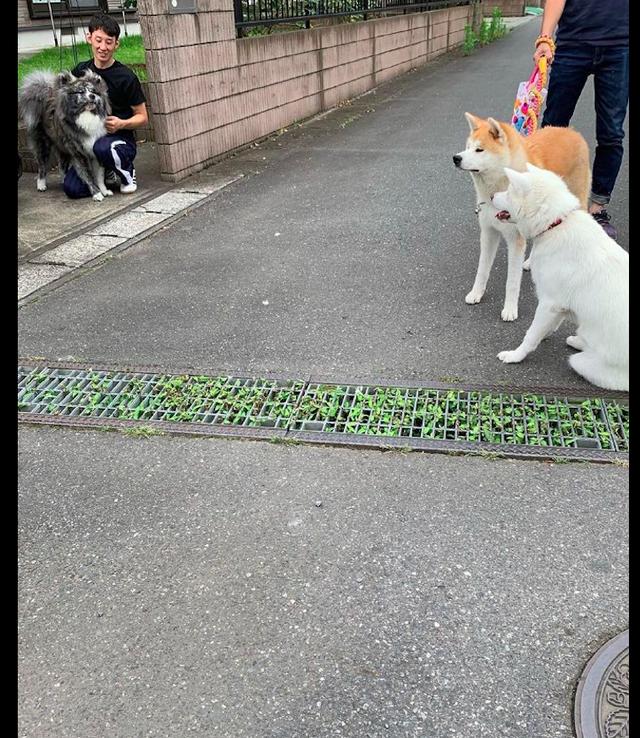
[
  {"x1": 63, "y1": 134, "x2": 137, "y2": 199},
  {"x1": 541, "y1": 45, "x2": 628, "y2": 205}
]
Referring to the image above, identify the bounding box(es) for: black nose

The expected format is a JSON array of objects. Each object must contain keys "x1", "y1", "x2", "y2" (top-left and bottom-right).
[{"x1": 453, "y1": 155, "x2": 462, "y2": 167}]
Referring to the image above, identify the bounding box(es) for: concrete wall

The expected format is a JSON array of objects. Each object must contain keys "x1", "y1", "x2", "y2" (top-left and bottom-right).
[{"x1": 138, "y1": 0, "x2": 478, "y2": 182}]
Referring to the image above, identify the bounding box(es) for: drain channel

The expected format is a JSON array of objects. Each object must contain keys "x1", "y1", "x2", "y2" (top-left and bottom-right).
[{"x1": 18, "y1": 364, "x2": 629, "y2": 461}]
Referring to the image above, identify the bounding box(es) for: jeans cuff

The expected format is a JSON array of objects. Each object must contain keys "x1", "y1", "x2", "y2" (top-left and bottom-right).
[{"x1": 590, "y1": 192, "x2": 610, "y2": 206}]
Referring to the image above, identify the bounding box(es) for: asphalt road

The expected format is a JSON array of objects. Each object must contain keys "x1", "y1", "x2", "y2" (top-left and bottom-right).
[
  {"x1": 18, "y1": 19, "x2": 629, "y2": 391},
  {"x1": 19, "y1": 427, "x2": 628, "y2": 737}
]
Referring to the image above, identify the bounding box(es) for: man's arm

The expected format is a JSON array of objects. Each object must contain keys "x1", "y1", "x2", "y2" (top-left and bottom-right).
[
  {"x1": 534, "y1": 0, "x2": 566, "y2": 62},
  {"x1": 105, "y1": 102, "x2": 148, "y2": 134}
]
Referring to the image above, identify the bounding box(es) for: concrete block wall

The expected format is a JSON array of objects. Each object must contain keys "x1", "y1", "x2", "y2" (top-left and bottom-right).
[{"x1": 138, "y1": 0, "x2": 475, "y2": 182}]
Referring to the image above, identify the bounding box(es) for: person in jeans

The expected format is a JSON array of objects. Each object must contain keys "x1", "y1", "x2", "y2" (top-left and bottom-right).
[
  {"x1": 65, "y1": 13, "x2": 148, "y2": 198},
  {"x1": 534, "y1": 0, "x2": 628, "y2": 240}
]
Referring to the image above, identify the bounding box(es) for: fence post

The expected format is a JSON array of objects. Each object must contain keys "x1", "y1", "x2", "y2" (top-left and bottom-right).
[{"x1": 233, "y1": 0, "x2": 244, "y2": 37}]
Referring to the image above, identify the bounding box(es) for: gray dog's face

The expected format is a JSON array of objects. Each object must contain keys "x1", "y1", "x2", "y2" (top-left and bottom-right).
[{"x1": 57, "y1": 70, "x2": 110, "y2": 117}]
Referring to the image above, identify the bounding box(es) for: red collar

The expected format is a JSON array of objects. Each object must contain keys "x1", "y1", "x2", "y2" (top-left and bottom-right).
[{"x1": 535, "y1": 217, "x2": 564, "y2": 239}]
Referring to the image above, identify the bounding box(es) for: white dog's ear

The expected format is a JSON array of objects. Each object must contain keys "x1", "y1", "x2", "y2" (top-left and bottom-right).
[
  {"x1": 465, "y1": 112, "x2": 481, "y2": 131},
  {"x1": 504, "y1": 167, "x2": 531, "y2": 194},
  {"x1": 487, "y1": 117, "x2": 505, "y2": 141},
  {"x1": 525, "y1": 163, "x2": 543, "y2": 174}
]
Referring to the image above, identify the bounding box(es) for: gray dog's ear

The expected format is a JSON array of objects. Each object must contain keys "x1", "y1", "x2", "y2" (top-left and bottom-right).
[{"x1": 57, "y1": 70, "x2": 75, "y2": 86}]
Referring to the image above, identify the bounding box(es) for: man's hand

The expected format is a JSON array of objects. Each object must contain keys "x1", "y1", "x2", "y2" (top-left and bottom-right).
[
  {"x1": 105, "y1": 116, "x2": 124, "y2": 134},
  {"x1": 534, "y1": 42, "x2": 554, "y2": 64}
]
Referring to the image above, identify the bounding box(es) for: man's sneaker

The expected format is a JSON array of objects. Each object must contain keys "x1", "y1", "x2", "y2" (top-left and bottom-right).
[
  {"x1": 120, "y1": 170, "x2": 137, "y2": 194},
  {"x1": 104, "y1": 169, "x2": 120, "y2": 188},
  {"x1": 592, "y1": 210, "x2": 618, "y2": 240}
]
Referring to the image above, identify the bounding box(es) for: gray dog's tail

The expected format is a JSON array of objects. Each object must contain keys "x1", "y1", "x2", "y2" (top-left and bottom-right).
[{"x1": 19, "y1": 70, "x2": 58, "y2": 131}]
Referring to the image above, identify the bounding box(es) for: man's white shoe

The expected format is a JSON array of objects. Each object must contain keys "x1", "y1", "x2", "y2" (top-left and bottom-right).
[{"x1": 120, "y1": 170, "x2": 137, "y2": 194}]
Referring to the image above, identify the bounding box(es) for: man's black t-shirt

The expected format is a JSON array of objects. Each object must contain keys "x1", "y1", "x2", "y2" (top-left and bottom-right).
[
  {"x1": 72, "y1": 59, "x2": 145, "y2": 140},
  {"x1": 556, "y1": 0, "x2": 629, "y2": 47}
]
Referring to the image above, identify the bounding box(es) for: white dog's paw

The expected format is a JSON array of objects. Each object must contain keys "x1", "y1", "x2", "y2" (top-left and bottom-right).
[
  {"x1": 522, "y1": 257, "x2": 531, "y2": 271},
  {"x1": 501, "y1": 306, "x2": 518, "y2": 322},
  {"x1": 92, "y1": 192, "x2": 105, "y2": 202},
  {"x1": 497, "y1": 349, "x2": 525, "y2": 363},
  {"x1": 36, "y1": 179, "x2": 47, "y2": 192},
  {"x1": 566, "y1": 334, "x2": 586, "y2": 350},
  {"x1": 102, "y1": 188, "x2": 114, "y2": 197},
  {"x1": 465, "y1": 289, "x2": 484, "y2": 305}
]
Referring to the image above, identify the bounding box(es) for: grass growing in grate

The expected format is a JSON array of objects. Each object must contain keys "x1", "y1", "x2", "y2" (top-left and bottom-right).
[
  {"x1": 18, "y1": 368, "x2": 305, "y2": 429},
  {"x1": 290, "y1": 384, "x2": 628, "y2": 451},
  {"x1": 18, "y1": 368, "x2": 628, "y2": 452}
]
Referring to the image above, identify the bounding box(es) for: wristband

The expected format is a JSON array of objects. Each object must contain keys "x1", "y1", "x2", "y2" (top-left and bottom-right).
[{"x1": 535, "y1": 35, "x2": 556, "y2": 54}]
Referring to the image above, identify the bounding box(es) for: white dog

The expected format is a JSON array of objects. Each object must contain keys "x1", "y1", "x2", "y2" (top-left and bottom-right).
[
  {"x1": 453, "y1": 113, "x2": 590, "y2": 321},
  {"x1": 492, "y1": 164, "x2": 628, "y2": 392}
]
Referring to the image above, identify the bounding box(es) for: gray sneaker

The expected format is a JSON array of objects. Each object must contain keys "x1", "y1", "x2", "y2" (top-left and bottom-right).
[
  {"x1": 104, "y1": 169, "x2": 120, "y2": 188},
  {"x1": 592, "y1": 210, "x2": 618, "y2": 240}
]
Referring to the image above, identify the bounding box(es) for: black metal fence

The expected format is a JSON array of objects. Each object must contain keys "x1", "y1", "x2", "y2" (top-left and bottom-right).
[{"x1": 234, "y1": 0, "x2": 475, "y2": 33}]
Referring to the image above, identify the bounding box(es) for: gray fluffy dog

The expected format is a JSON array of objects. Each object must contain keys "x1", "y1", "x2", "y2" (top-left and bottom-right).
[{"x1": 19, "y1": 69, "x2": 113, "y2": 201}]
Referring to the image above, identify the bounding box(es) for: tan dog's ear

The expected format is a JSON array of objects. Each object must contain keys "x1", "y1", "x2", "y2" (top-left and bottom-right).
[
  {"x1": 487, "y1": 117, "x2": 505, "y2": 141},
  {"x1": 464, "y1": 112, "x2": 481, "y2": 131}
]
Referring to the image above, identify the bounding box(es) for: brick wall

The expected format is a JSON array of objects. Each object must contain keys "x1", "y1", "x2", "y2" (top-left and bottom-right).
[
  {"x1": 482, "y1": 0, "x2": 526, "y2": 17},
  {"x1": 138, "y1": 0, "x2": 475, "y2": 182}
]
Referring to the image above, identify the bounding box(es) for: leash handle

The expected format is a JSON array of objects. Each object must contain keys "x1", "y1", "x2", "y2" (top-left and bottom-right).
[{"x1": 528, "y1": 56, "x2": 547, "y2": 89}]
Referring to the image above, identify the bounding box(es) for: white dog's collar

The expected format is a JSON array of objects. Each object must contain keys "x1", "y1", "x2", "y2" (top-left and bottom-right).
[{"x1": 534, "y1": 209, "x2": 579, "y2": 239}]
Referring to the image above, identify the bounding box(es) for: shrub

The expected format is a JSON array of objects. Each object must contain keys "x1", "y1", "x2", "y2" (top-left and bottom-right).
[
  {"x1": 463, "y1": 24, "x2": 479, "y2": 55},
  {"x1": 488, "y1": 7, "x2": 508, "y2": 40},
  {"x1": 478, "y1": 19, "x2": 491, "y2": 45}
]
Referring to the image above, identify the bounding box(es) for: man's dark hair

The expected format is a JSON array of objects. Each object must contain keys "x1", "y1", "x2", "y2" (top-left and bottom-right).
[{"x1": 88, "y1": 13, "x2": 121, "y2": 40}]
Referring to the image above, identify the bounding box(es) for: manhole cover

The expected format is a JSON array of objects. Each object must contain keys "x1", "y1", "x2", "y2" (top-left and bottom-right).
[{"x1": 575, "y1": 630, "x2": 629, "y2": 738}]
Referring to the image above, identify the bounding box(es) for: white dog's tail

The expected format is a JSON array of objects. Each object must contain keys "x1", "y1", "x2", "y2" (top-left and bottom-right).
[{"x1": 18, "y1": 70, "x2": 58, "y2": 131}]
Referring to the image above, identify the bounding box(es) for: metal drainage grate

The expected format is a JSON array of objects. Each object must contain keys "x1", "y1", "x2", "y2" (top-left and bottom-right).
[
  {"x1": 17, "y1": 367, "x2": 304, "y2": 428},
  {"x1": 18, "y1": 365, "x2": 629, "y2": 461}
]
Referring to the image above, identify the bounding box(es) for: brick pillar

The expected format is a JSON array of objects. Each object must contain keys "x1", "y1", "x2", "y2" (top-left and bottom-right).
[{"x1": 137, "y1": 0, "x2": 237, "y2": 181}]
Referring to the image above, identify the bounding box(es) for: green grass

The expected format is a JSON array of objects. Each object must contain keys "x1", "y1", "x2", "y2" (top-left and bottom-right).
[{"x1": 18, "y1": 34, "x2": 146, "y2": 85}]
